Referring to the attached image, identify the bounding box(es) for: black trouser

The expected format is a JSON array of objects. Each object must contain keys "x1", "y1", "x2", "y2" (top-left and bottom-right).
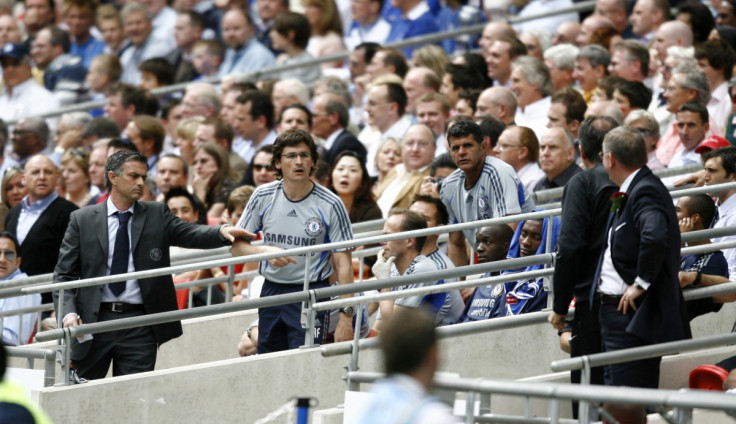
[{"x1": 569, "y1": 300, "x2": 605, "y2": 419}]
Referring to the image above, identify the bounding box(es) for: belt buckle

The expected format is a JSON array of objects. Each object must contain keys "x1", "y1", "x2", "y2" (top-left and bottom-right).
[{"x1": 111, "y1": 302, "x2": 124, "y2": 312}]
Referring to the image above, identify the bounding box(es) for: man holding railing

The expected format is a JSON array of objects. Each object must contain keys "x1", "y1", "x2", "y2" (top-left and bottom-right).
[
  {"x1": 53, "y1": 150, "x2": 252, "y2": 379},
  {"x1": 232, "y1": 129, "x2": 356, "y2": 353}
]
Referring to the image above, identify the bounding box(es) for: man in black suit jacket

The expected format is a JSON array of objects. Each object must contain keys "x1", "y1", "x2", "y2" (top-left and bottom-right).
[
  {"x1": 163, "y1": 11, "x2": 203, "y2": 83},
  {"x1": 311, "y1": 93, "x2": 367, "y2": 165},
  {"x1": 548, "y1": 117, "x2": 618, "y2": 415},
  {"x1": 53, "y1": 151, "x2": 252, "y2": 379},
  {"x1": 593, "y1": 127, "x2": 691, "y2": 393},
  {"x1": 6, "y1": 155, "x2": 78, "y2": 307}
]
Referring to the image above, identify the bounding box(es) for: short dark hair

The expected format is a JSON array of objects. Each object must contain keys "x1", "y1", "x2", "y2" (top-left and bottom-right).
[
  {"x1": 447, "y1": 119, "x2": 483, "y2": 146},
  {"x1": 388, "y1": 208, "x2": 427, "y2": 253},
  {"x1": 380, "y1": 48, "x2": 408, "y2": 78},
  {"x1": 677, "y1": 1, "x2": 715, "y2": 44},
  {"x1": 444, "y1": 63, "x2": 485, "y2": 92},
  {"x1": 105, "y1": 150, "x2": 148, "y2": 191},
  {"x1": 704, "y1": 146, "x2": 736, "y2": 179},
  {"x1": 181, "y1": 10, "x2": 205, "y2": 29},
  {"x1": 695, "y1": 38, "x2": 736, "y2": 81},
  {"x1": 107, "y1": 137, "x2": 139, "y2": 153},
  {"x1": 0, "y1": 231, "x2": 20, "y2": 253},
  {"x1": 325, "y1": 99, "x2": 349, "y2": 128},
  {"x1": 380, "y1": 307, "x2": 437, "y2": 376},
  {"x1": 476, "y1": 115, "x2": 506, "y2": 148},
  {"x1": 498, "y1": 35, "x2": 528, "y2": 60},
  {"x1": 551, "y1": 87, "x2": 587, "y2": 124},
  {"x1": 236, "y1": 90, "x2": 275, "y2": 130},
  {"x1": 271, "y1": 129, "x2": 319, "y2": 178},
  {"x1": 614, "y1": 80, "x2": 652, "y2": 110},
  {"x1": 160, "y1": 97, "x2": 182, "y2": 120},
  {"x1": 355, "y1": 42, "x2": 380, "y2": 65},
  {"x1": 158, "y1": 153, "x2": 188, "y2": 176},
  {"x1": 165, "y1": 186, "x2": 196, "y2": 210},
  {"x1": 273, "y1": 11, "x2": 311, "y2": 50},
  {"x1": 383, "y1": 82, "x2": 407, "y2": 117},
  {"x1": 677, "y1": 100, "x2": 709, "y2": 124},
  {"x1": 681, "y1": 194, "x2": 717, "y2": 228},
  {"x1": 108, "y1": 82, "x2": 147, "y2": 114},
  {"x1": 412, "y1": 194, "x2": 450, "y2": 227},
  {"x1": 202, "y1": 117, "x2": 235, "y2": 148},
  {"x1": 47, "y1": 26, "x2": 70, "y2": 52},
  {"x1": 131, "y1": 115, "x2": 165, "y2": 155},
  {"x1": 458, "y1": 89, "x2": 481, "y2": 115},
  {"x1": 279, "y1": 103, "x2": 313, "y2": 127},
  {"x1": 597, "y1": 75, "x2": 625, "y2": 100},
  {"x1": 429, "y1": 153, "x2": 457, "y2": 178},
  {"x1": 139, "y1": 57, "x2": 174, "y2": 86},
  {"x1": 612, "y1": 40, "x2": 650, "y2": 76},
  {"x1": 579, "y1": 116, "x2": 619, "y2": 162},
  {"x1": 603, "y1": 127, "x2": 647, "y2": 168}
]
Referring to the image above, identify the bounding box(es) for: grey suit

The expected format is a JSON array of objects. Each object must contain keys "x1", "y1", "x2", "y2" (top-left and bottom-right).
[{"x1": 53, "y1": 201, "x2": 227, "y2": 376}]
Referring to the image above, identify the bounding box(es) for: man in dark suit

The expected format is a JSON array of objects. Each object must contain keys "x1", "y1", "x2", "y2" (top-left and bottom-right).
[
  {"x1": 311, "y1": 93, "x2": 366, "y2": 165},
  {"x1": 164, "y1": 11, "x2": 203, "y2": 84},
  {"x1": 548, "y1": 116, "x2": 618, "y2": 417},
  {"x1": 593, "y1": 127, "x2": 691, "y2": 393},
  {"x1": 53, "y1": 150, "x2": 252, "y2": 379},
  {"x1": 6, "y1": 155, "x2": 78, "y2": 308}
]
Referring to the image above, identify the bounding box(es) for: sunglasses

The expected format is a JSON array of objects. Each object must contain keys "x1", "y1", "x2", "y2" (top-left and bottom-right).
[
  {"x1": 0, "y1": 250, "x2": 17, "y2": 261},
  {"x1": 252, "y1": 164, "x2": 273, "y2": 171}
]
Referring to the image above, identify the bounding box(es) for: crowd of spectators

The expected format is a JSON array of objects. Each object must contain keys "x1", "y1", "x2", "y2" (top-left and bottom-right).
[{"x1": 0, "y1": 0, "x2": 735, "y2": 411}]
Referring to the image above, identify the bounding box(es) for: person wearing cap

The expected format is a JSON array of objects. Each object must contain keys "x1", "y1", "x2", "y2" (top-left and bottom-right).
[
  {"x1": 0, "y1": 42, "x2": 60, "y2": 129},
  {"x1": 696, "y1": 135, "x2": 732, "y2": 162}
]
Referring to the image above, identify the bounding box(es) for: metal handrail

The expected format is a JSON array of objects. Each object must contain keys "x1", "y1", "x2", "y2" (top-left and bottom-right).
[{"x1": 5, "y1": 347, "x2": 57, "y2": 387}]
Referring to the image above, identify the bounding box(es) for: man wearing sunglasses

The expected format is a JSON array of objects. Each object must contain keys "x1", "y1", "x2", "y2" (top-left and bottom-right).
[{"x1": 0, "y1": 231, "x2": 41, "y2": 346}]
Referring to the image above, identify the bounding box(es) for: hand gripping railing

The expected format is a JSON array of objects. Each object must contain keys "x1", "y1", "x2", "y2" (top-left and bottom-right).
[{"x1": 346, "y1": 371, "x2": 736, "y2": 424}]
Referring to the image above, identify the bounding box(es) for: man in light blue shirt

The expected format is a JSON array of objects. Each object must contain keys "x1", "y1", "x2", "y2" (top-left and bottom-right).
[
  {"x1": 0, "y1": 232, "x2": 41, "y2": 346},
  {"x1": 218, "y1": 8, "x2": 275, "y2": 78}
]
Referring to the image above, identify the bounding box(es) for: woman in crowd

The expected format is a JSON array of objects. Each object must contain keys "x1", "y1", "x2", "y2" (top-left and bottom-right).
[
  {"x1": 0, "y1": 167, "x2": 26, "y2": 230},
  {"x1": 371, "y1": 138, "x2": 402, "y2": 193},
  {"x1": 303, "y1": 0, "x2": 346, "y2": 69},
  {"x1": 175, "y1": 117, "x2": 205, "y2": 165},
  {"x1": 191, "y1": 142, "x2": 240, "y2": 220},
  {"x1": 61, "y1": 149, "x2": 96, "y2": 208},
  {"x1": 331, "y1": 150, "x2": 382, "y2": 224}
]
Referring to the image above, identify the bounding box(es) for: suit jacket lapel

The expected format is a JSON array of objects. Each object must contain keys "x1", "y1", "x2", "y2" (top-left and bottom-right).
[
  {"x1": 97, "y1": 203, "x2": 109, "y2": 258},
  {"x1": 131, "y1": 201, "x2": 146, "y2": 254}
]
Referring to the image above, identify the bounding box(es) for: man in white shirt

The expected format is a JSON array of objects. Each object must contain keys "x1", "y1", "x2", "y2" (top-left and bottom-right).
[
  {"x1": 0, "y1": 232, "x2": 40, "y2": 346},
  {"x1": 118, "y1": 2, "x2": 172, "y2": 84},
  {"x1": 344, "y1": 0, "x2": 390, "y2": 50},
  {"x1": 493, "y1": 126, "x2": 545, "y2": 193},
  {"x1": 475, "y1": 86, "x2": 517, "y2": 125},
  {"x1": 0, "y1": 43, "x2": 59, "y2": 130},
  {"x1": 511, "y1": 56, "x2": 553, "y2": 139},
  {"x1": 485, "y1": 36, "x2": 527, "y2": 87},
  {"x1": 668, "y1": 101, "x2": 709, "y2": 169},
  {"x1": 629, "y1": 0, "x2": 669, "y2": 44},
  {"x1": 695, "y1": 39, "x2": 735, "y2": 130},
  {"x1": 232, "y1": 90, "x2": 277, "y2": 163}
]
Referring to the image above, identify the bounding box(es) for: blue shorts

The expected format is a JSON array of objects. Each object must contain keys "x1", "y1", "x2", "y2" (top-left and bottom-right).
[{"x1": 258, "y1": 279, "x2": 329, "y2": 354}]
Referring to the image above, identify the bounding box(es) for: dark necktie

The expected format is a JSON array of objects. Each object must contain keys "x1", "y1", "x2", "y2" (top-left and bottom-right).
[{"x1": 109, "y1": 211, "x2": 132, "y2": 296}]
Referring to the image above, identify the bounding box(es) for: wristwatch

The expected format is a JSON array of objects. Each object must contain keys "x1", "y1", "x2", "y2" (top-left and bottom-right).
[{"x1": 339, "y1": 306, "x2": 356, "y2": 316}]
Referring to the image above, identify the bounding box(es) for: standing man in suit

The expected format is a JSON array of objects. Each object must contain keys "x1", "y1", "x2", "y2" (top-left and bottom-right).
[
  {"x1": 6, "y1": 155, "x2": 78, "y2": 308},
  {"x1": 53, "y1": 150, "x2": 251, "y2": 379},
  {"x1": 311, "y1": 93, "x2": 366, "y2": 166},
  {"x1": 594, "y1": 127, "x2": 690, "y2": 399}
]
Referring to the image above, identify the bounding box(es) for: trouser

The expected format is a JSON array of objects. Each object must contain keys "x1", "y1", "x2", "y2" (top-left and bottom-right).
[
  {"x1": 72, "y1": 307, "x2": 157, "y2": 380},
  {"x1": 569, "y1": 300, "x2": 605, "y2": 418},
  {"x1": 257, "y1": 279, "x2": 329, "y2": 354}
]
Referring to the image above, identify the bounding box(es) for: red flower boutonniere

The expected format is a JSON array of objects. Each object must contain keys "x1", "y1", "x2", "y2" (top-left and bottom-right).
[{"x1": 611, "y1": 191, "x2": 627, "y2": 213}]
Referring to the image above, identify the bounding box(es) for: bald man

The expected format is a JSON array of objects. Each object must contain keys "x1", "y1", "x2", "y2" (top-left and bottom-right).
[
  {"x1": 576, "y1": 14, "x2": 617, "y2": 46},
  {"x1": 478, "y1": 21, "x2": 515, "y2": 57},
  {"x1": 403, "y1": 67, "x2": 439, "y2": 117},
  {"x1": 534, "y1": 127, "x2": 582, "y2": 193},
  {"x1": 475, "y1": 87, "x2": 517, "y2": 124},
  {"x1": 652, "y1": 21, "x2": 693, "y2": 65},
  {"x1": 553, "y1": 22, "x2": 581, "y2": 45}
]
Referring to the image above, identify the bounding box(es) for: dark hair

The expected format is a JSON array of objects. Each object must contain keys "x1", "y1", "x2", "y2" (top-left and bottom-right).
[
  {"x1": 498, "y1": 35, "x2": 528, "y2": 60},
  {"x1": 165, "y1": 186, "x2": 196, "y2": 210},
  {"x1": 0, "y1": 230, "x2": 20, "y2": 252},
  {"x1": 412, "y1": 194, "x2": 450, "y2": 227},
  {"x1": 447, "y1": 119, "x2": 483, "y2": 146},
  {"x1": 139, "y1": 58, "x2": 174, "y2": 86},
  {"x1": 678, "y1": 1, "x2": 715, "y2": 44},
  {"x1": 355, "y1": 42, "x2": 380, "y2": 65},
  {"x1": 678, "y1": 100, "x2": 709, "y2": 124},
  {"x1": 202, "y1": 117, "x2": 235, "y2": 148},
  {"x1": 271, "y1": 129, "x2": 319, "y2": 179},
  {"x1": 131, "y1": 115, "x2": 165, "y2": 155},
  {"x1": 444, "y1": 63, "x2": 485, "y2": 92},
  {"x1": 380, "y1": 307, "x2": 437, "y2": 376},
  {"x1": 108, "y1": 82, "x2": 147, "y2": 113},
  {"x1": 429, "y1": 153, "x2": 457, "y2": 178},
  {"x1": 181, "y1": 10, "x2": 205, "y2": 29},
  {"x1": 681, "y1": 194, "x2": 717, "y2": 228},
  {"x1": 82, "y1": 117, "x2": 120, "y2": 139},
  {"x1": 597, "y1": 75, "x2": 625, "y2": 100},
  {"x1": 273, "y1": 11, "x2": 311, "y2": 50},
  {"x1": 551, "y1": 87, "x2": 587, "y2": 124},
  {"x1": 460, "y1": 52, "x2": 491, "y2": 87},
  {"x1": 383, "y1": 82, "x2": 408, "y2": 117},
  {"x1": 329, "y1": 150, "x2": 377, "y2": 223},
  {"x1": 160, "y1": 97, "x2": 182, "y2": 120},
  {"x1": 579, "y1": 116, "x2": 619, "y2": 162},
  {"x1": 476, "y1": 115, "x2": 506, "y2": 148},
  {"x1": 388, "y1": 208, "x2": 427, "y2": 253},
  {"x1": 614, "y1": 80, "x2": 653, "y2": 110},
  {"x1": 603, "y1": 127, "x2": 647, "y2": 168},
  {"x1": 105, "y1": 150, "x2": 148, "y2": 191},
  {"x1": 612, "y1": 40, "x2": 650, "y2": 76},
  {"x1": 704, "y1": 146, "x2": 736, "y2": 178},
  {"x1": 279, "y1": 103, "x2": 313, "y2": 128},
  {"x1": 47, "y1": 26, "x2": 70, "y2": 52},
  {"x1": 695, "y1": 38, "x2": 736, "y2": 81},
  {"x1": 325, "y1": 99, "x2": 349, "y2": 128},
  {"x1": 380, "y1": 48, "x2": 408, "y2": 78},
  {"x1": 236, "y1": 90, "x2": 275, "y2": 130},
  {"x1": 458, "y1": 89, "x2": 481, "y2": 115},
  {"x1": 107, "y1": 137, "x2": 139, "y2": 153},
  {"x1": 158, "y1": 153, "x2": 189, "y2": 176}
]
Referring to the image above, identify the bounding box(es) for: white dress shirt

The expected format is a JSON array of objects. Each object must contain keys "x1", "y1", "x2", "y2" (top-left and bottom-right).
[
  {"x1": 515, "y1": 96, "x2": 551, "y2": 140},
  {"x1": 713, "y1": 193, "x2": 736, "y2": 282},
  {"x1": 101, "y1": 198, "x2": 143, "y2": 304},
  {"x1": 708, "y1": 81, "x2": 731, "y2": 131},
  {"x1": 361, "y1": 115, "x2": 413, "y2": 177}
]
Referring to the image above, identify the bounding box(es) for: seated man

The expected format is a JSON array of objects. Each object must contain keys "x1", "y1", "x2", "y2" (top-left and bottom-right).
[
  {"x1": 0, "y1": 232, "x2": 41, "y2": 346},
  {"x1": 494, "y1": 215, "x2": 560, "y2": 317},
  {"x1": 676, "y1": 194, "x2": 730, "y2": 320},
  {"x1": 372, "y1": 209, "x2": 455, "y2": 330},
  {"x1": 457, "y1": 224, "x2": 514, "y2": 323}
]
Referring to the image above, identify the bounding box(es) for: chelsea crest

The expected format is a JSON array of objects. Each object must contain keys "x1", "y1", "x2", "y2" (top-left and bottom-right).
[{"x1": 305, "y1": 217, "x2": 323, "y2": 236}]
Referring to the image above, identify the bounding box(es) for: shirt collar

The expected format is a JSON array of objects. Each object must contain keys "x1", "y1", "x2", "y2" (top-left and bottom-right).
[
  {"x1": 323, "y1": 129, "x2": 342, "y2": 151},
  {"x1": 21, "y1": 191, "x2": 58, "y2": 211},
  {"x1": 620, "y1": 168, "x2": 642, "y2": 193},
  {"x1": 406, "y1": 2, "x2": 429, "y2": 20},
  {"x1": 106, "y1": 196, "x2": 135, "y2": 217}
]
